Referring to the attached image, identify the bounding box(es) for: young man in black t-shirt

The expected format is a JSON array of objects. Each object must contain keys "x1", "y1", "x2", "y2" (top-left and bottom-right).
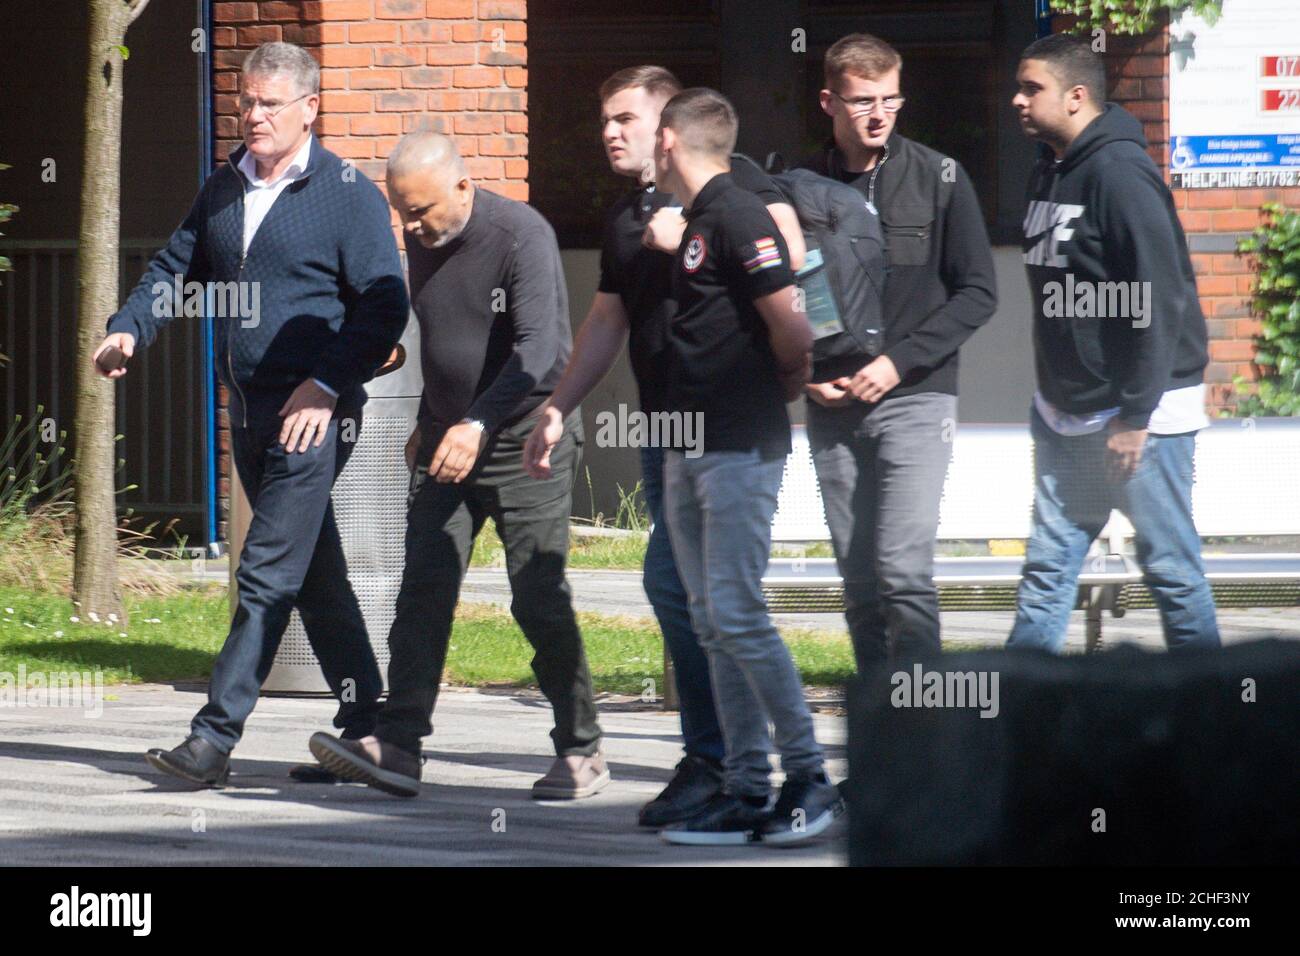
[
  {"x1": 524, "y1": 67, "x2": 806, "y2": 829},
  {"x1": 650, "y1": 88, "x2": 842, "y2": 846}
]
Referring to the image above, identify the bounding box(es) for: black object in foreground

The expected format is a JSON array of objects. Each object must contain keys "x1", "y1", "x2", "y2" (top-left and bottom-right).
[{"x1": 845, "y1": 639, "x2": 1300, "y2": 865}]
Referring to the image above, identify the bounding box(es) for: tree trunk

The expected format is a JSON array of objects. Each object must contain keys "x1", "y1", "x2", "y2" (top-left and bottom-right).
[{"x1": 73, "y1": 0, "x2": 150, "y2": 622}]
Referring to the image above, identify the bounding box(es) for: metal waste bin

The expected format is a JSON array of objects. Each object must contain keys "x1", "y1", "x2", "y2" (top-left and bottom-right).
[{"x1": 230, "y1": 314, "x2": 423, "y2": 694}]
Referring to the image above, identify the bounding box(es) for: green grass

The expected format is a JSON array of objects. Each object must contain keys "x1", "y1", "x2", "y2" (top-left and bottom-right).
[
  {"x1": 470, "y1": 522, "x2": 651, "y2": 570},
  {"x1": 0, "y1": 586, "x2": 857, "y2": 692},
  {"x1": 467, "y1": 524, "x2": 837, "y2": 571},
  {"x1": 446, "y1": 604, "x2": 855, "y2": 693},
  {"x1": 0, "y1": 585, "x2": 228, "y2": 684}
]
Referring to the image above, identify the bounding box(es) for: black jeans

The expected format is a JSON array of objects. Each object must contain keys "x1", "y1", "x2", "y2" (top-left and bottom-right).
[
  {"x1": 375, "y1": 413, "x2": 602, "y2": 757},
  {"x1": 192, "y1": 407, "x2": 383, "y2": 753}
]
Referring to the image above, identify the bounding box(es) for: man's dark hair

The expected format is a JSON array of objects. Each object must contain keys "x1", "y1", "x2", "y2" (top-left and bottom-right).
[
  {"x1": 659, "y1": 87, "x2": 738, "y2": 159},
  {"x1": 1020, "y1": 33, "x2": 1106, "y2": 106}
]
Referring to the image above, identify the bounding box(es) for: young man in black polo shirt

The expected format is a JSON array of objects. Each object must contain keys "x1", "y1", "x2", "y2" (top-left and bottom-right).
[
  {"x1": 649, "y1": 88, "x2": 841, "y2": 845},
  {"x1": 799, "y1": 33, "x2": 997, "y2": 668},
  {"x1": 523, "y1": 66, "x2": 807, "y2": 829}
]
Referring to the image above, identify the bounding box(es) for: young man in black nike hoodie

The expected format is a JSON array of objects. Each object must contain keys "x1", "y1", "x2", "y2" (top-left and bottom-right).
[{"x1": 1008, "y1": 34, "x2": 1219, "y2": 652}]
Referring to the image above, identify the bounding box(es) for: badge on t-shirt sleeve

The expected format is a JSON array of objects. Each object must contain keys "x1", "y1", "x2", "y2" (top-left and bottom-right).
[
  {"x1": 683, "y1": 234, "x2": 707, "y2": 273},
  {"x1": 740, "y1": 236, "x2": 783, "y2": 274}
]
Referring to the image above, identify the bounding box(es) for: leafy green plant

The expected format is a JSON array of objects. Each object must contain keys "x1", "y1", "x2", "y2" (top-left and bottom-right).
[
  {"x1": 1234, "y1": 203, "x2": 1300, "y2": 417},
  {"x1": 1048, "y1": 0, "x2": 1223, "y2": 35},
  {"x1": 577, "y1": 467, "x2": 651, "y2": 532}
]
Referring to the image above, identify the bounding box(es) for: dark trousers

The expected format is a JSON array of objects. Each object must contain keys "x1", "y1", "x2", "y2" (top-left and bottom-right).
[
  {"x1": 375, "y1": 413, "x2": 602, "y2": 757},
  {"x1": 640, "y1": 445, "x2": 725, "y2": 763},
  {"x1": 192, "y1": 409, "x2": 383, "y2": 753},
  {"x1": 807, "y1": 392, "x2": 956, "y2": 668}
]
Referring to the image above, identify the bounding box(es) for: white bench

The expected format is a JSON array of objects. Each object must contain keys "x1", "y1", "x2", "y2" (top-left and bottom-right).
[{"x1": 763, "y1": 418, "x2": 1300, "y2": 650}]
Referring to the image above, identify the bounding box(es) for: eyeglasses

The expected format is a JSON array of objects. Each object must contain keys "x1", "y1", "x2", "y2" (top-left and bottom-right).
[
  {"x1": 238, "y1": 92, "x2": 311, "y2": 119},
  {"x1": 828, "y1": 91, "x2": 906, "y2": 114}
]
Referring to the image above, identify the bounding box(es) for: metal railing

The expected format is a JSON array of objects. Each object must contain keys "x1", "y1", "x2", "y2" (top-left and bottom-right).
[{"x1": 0, "y1": 239, "x2": 208, "y2": 540}]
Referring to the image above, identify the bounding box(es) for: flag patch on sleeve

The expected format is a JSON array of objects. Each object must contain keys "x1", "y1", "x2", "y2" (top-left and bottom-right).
[{"x1": 741, "y1": 237, "x2": 782, "y2": 274}]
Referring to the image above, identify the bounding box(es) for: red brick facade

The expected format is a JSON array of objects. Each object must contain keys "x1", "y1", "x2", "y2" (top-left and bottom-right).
[
  {"x1": 1099, "y1": 22, "x2": 1300, "y2": 414},
  {"x1": 210, "y1": 0, "x2": 527, "y2": 539}
]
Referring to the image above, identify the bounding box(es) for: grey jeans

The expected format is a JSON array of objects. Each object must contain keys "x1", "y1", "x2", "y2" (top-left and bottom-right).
[
  {"x1": 663, "y1": 449, "x2": 825, "y2": 798},
  {"x1": 807, "y1": 391, "x2": 956, "y2": 668}
]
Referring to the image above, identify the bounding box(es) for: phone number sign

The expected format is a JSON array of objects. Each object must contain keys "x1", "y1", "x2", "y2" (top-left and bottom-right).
[{"x1": 1169, "y1": 0, "x2": 1300, "y2": 188}]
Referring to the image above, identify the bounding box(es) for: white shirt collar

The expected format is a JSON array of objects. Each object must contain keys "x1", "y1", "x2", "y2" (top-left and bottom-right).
[{"x1": 238, "y1": 135, "x2": 313, "y2": 188}]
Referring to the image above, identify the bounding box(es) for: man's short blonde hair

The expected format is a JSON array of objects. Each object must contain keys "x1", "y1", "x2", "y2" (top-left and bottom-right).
[
  {"x1": 824, "y1": 33, "x2": 902, "y2": 89},
  {"x1": 599, "y1": 65, "x2": 682, "y2": 105}
]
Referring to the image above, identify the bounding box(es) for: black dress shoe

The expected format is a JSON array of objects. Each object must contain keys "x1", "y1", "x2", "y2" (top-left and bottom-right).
[
  {"x1": 638, "y1": 754, "x2": 725, "y2": 827},
  {"x1": 144, "y1": 735, "x2": 230, "y2": 788},
  {"x1": 288, "y1": 762, "x2": 340, "y2": 784}
]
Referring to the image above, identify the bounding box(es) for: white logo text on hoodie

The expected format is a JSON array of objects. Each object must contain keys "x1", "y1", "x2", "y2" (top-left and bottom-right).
[{"x1": 1023, "y1": 199, "x2": 1084, "y2": 267}]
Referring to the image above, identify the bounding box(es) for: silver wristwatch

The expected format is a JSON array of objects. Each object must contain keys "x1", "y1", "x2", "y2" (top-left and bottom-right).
[{"x1": 460, "y1": 417, "x2": 486, "y2": 433}]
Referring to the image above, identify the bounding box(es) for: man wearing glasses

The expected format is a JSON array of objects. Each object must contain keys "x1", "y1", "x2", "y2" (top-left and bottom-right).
[
  {"x1": 94, "y1": 42, "x2": 409, "y2": 787},
  {"x1": 798, "y1": 33, "x2": 997, "y2": 668}
]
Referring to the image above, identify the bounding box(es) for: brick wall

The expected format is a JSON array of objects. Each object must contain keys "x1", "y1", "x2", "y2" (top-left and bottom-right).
[
  {"x1": 209, "y1": 0, "x2": 527, "y2": 541},
  {"x1": 1098, "y1": 22, "x2": 1300, "y2": 414}
]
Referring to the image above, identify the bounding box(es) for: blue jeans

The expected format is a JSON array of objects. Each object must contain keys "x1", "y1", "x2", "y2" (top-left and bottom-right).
[
  {"x1": 640, "y1": 446, "x2": 725, "y2": 763},
  {"x1": 663, "y1": 449, "x2": 824, "y2": 798},
  {"x1": 1008, "y1": 406, "x2": 1221, "y2": 653}
]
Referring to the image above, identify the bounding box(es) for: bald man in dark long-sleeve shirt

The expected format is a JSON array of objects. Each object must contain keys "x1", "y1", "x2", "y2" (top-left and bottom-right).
[
  {"x1": 308, "y1": 132, "x2": 607, "y2": 800},
  {"x1": 406, "y1": 187, "x2": 571, "y2": 448}
]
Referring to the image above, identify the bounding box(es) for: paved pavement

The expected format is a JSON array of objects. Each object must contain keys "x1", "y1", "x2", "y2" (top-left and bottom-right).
[
  {"x1": 14, "y1": 564, "x2": 1285, "y2": 867},
  {"x1": 0, "y1": 684, "x2": 848, "y2": 866}
]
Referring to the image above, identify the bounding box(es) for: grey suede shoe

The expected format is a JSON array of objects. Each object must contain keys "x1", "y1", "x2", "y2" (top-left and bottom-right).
[{"x1": 531, "y1": 752, "x2": 611, "y2": 800}]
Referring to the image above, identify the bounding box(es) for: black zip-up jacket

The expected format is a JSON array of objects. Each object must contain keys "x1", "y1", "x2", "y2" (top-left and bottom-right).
[
  {"x1": 799, "y1": 132, "x2": 997, "y2": 397},
  {"x1": 107, "y1": 138, "x2": 409, "y2": 423},
  {"x1": 1022, "y1": 103, "x2": 1208, "y2": 428}
]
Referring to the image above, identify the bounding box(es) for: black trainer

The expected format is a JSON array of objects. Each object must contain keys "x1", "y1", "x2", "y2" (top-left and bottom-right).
[
  {"x1": 144, "y1": 735, "x2": 230, "y2": 788},
  {"x1": 759, "y1": 771, "x2": 845, "y2": 846},
  {"x1": 638, "y1": 755, "x2": 724, "y2": 828},
  {"x1": 660, "y1": 791, "x2": 772, "y2": 846}
]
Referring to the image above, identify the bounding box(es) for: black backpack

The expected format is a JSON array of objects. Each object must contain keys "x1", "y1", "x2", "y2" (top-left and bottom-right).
[{"x1": 735, "y1": 154, "x2": 887, "y2": 367}]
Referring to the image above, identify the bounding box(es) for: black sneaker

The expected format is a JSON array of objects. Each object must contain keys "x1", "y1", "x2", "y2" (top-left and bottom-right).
[
  {"x1": 759, "y1": 771, "x2": 845, "y2": 846},
  {"x1": 638, "y1": 755, "x2": 724, "y2": 828},
  {"x1": 660, "y1": 791, "x2": 772, "y2": 846}
]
